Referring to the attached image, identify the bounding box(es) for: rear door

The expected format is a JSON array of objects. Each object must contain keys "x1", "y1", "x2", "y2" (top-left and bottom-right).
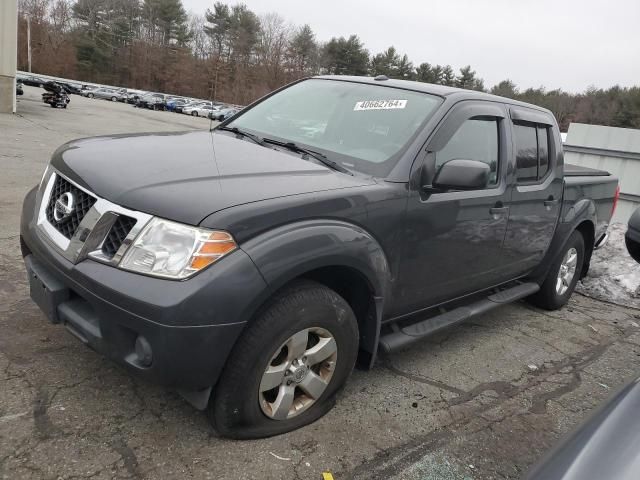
[
  {"x1": 390, "y1": 101, "x2": 513, "y2": 317},
  {"x1": 501, "y1": 107, "x2": 563, "y2": 277}
]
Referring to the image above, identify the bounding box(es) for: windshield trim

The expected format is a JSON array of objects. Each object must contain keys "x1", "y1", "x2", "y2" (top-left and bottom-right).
[{"x1": 220, "y1": 78, "x2": 444, "y2": 178}]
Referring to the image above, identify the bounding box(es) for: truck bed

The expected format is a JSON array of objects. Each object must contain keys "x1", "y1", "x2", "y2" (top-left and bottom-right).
[{"x1": 565, "y1": 163, "x2": 611, "y2": 177}]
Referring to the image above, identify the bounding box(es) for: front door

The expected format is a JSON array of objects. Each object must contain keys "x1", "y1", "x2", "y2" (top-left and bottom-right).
[{"x1": 391, "y1": 101, "x2": 512, "y2": 318}]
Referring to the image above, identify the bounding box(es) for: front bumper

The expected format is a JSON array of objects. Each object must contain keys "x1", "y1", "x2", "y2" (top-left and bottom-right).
[{"x1": 21, "y1": 187, "x2": 268, "y2": 398}]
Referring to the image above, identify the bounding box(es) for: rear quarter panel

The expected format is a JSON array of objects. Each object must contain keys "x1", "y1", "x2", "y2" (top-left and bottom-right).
[{"x1": 563, "y1": 175, "x2": 619, "y2": 241}]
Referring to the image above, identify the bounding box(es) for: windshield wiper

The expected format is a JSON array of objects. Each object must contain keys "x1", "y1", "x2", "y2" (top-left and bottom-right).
[
  {"x1": 262, "y1": 138, "x2": 352, "y2": 175},
  {"x1": 217, "y1": 126, "x2": 264, "y2": 146}
]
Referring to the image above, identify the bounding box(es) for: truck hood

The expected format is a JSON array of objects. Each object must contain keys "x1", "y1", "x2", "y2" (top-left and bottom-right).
[{"x1": 50, "y1": 130, "x2": 374, "y2": 226}]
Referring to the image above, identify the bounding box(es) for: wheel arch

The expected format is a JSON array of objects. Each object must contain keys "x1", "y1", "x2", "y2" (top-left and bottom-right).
[
  {"x1": 575, "y1": 220, "x2": 595, "y2": 279},
  {"x1": 528, "y1": 214, "x2": 596, "y2": 284},
  {"x1": 240, "y1": 219, "x2": 391, "y2": 368}
]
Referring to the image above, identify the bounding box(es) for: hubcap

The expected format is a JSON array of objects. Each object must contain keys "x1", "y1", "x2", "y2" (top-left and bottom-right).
[
  {"x1": 556, "y1": 247, "x2": 578, "y2": 295},
  {"x1": 259, "y1": 327, "x2": 337, "y2": 420}
]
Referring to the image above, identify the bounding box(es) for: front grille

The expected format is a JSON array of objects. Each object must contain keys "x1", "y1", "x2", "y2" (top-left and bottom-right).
[
  {"x1": 101, "y1": 215, "x2": 137, "y2": 258},
  {"x1": 45, "y1": 175, "x2": 97, "y2": 239}
]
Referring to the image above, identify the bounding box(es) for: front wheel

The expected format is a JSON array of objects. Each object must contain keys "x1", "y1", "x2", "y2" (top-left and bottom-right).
[
  {"x1": 209, "y1": 280, "x2": 359, "y2": 439},
  {"x1": 191, "y1": 111, "x2": 198, "y2": 116},
  {"x1": 111, "y1": 96, "x2": 117, "y2": 101},
  {"x1": 87, "y1": 93, "x2": 94, "y2": 98},
  {"x1": 528, "y1": 230, "x2": 585, "y2": 310}
]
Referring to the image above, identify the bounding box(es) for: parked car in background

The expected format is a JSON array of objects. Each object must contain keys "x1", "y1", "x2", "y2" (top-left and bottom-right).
[
  {"x1": 80, "y1": 85, "x2": 98, "y2": 95},
  {"x1": 16, "y1": 81, "x2": 24, "y2": 96},
  {"x1": 166, "y1": 98, "x2": 187, "y2": 112},
  {"x1": 85, "y1": 88, "x2": 124, "y2": 102},
  {"x1": 137, "y1": 93, "x2": 166, "y2": 110},
  {"x1": 125, "y1": 90, "x2": 146, "y2": 104},
  {"x1": 209, "y1": 107, "x2": 240, "y2": 121},
  {"x1": 21, "y1": 76, "x2": 619, "y2": 439},
  {"x1": 81, "y1": 87, "x2": 97, "y2": 97},
  {"x1": 626, "y1": 206, "x2": 640, "y2": 263},
  {"x1": 174, "y1": 100, "x2": 206, "y2": 114},
  {"x1": 58, "y1": 82, "x2": 82, "y2": 95},
  {"x1": 21, "y1": 75, "x2": 46, "y2": 88},
  {"x1": 159, "y1": 96, "x2": 185, "y2": 111},
  {"x1": 184, "y1": 104, "x2": 218, "y2": 117}
]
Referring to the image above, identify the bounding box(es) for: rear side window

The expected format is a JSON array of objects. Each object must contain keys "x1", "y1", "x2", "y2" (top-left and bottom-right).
[
  {"x1": 515, "y1": 123, "x2": 552, "y2": 182},
  {"x1": 435, "y1": 118, "x2": 500, "y2": 186},
  {"x1": 514, "y1": 125, "x2": 538, "y2": 182},
  {"x1": 538, "y1": 127, "x2": 549, "y2": 178}
]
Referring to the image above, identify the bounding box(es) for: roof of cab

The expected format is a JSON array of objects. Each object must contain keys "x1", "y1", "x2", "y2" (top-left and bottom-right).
[{"x1": 313, "y1": 75, "x2": 552, "y2": 114}]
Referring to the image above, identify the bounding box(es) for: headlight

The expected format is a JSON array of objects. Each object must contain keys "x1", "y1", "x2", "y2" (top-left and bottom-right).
[{"x1": 119, "y1": 218, "x2": 237, "y2": 279}]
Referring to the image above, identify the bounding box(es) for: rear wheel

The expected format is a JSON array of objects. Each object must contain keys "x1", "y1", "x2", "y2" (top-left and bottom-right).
[
  {"x1": 209, "y1": 280, "x2": 358, "y2": 439},
  {"x1": 191, "y1": 111, "x2": 198, "y2": 116},
  {"x1": 87, "y1": 93, "x2": 94, "y2": 98},
  {"x1": 111, "y1": 96, "x2": 117, "y2": 101},
  {"x1": 528, "y1": 230, "x2": 585, "y2": 310}
]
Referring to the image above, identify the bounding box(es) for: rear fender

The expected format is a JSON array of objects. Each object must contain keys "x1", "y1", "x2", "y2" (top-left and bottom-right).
[{"x1": 528, "y1": 197, "x2": 597, "y2": 283}]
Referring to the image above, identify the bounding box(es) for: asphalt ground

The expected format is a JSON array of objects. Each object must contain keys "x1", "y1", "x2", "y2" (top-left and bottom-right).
[{"x1": 2, "y1": 87, "x2": 640, "y2": 480}]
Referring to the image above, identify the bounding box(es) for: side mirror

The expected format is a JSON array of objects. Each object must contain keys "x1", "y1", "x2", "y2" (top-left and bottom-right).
[{"x1": 432, "y1": 159, "x2": 490, "y2": 191}]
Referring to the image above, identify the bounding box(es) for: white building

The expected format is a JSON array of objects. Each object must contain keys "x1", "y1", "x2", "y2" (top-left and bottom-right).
[{"x1": 564, "y1": 123, "x2": 640, "y2": 224}]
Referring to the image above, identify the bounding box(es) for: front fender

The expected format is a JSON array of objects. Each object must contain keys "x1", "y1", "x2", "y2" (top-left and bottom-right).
[
  {"x1": 241, "y1": 219, "x2": 390, "y2": 299},
  {"x1": 240, "y1": 219, "x2": 391, "y2": 366}
]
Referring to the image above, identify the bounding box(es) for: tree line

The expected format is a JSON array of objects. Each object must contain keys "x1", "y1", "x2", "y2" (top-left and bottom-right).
[{"x1": 17, "y1": 0, "x2": 640, "y2": 131}]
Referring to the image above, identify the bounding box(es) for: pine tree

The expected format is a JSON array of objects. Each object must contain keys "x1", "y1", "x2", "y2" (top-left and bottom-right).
[
  {"x1": 441, "y1": 65, "x2": 455, "y2": 86},
  {"x1": 491, "y1": 80, "x2": 518, "y2": 98},
  {"x1": 455, "y1": 65, "x2": 476, "y2": 89},
  {"x1": 321, "y1": 35, "x2": 369, "y2": 75},
  {"x1": 289, "y1": 24, "x2": 318, "y2": 74}
]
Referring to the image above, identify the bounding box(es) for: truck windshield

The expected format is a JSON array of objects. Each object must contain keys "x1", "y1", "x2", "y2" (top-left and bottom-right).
[{"x1": 227, "y1": 79, "x2": 442, "y2": 176}]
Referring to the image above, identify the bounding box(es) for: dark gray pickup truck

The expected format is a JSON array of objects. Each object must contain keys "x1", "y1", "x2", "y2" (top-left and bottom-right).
[{"x1": 21, "y1": 76, "x2": 619, "y2": 438}]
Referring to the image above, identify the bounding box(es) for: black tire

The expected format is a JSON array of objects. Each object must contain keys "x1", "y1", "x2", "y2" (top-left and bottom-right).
[
  {"x1": 528, "y1": 230, "x2": 585, "y2": 310},
  {"x1": 626, "y1": 236, "x2": 640, "y2": 264},
  {"x1": 111, "y1": 96, "x2": 117, "y2": 101},
  {"x1": 191, "y1": 111, "x2": 198, "y2": 116},
  {"x1": 209, "y1": 280, "x2": 359, "y2": 439},
  {"x1": 88, "y1": 93, "x2": 94, "y2": 98}
]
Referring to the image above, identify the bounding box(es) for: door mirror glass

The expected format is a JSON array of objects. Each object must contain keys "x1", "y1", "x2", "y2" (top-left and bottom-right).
[{"x1": 432, "y1": 159, "x2": 490, "y2": 191}]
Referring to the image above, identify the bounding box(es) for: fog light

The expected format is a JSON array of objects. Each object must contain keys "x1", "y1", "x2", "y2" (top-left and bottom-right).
[{"x1": 134, "y1": 336, "x2": 153, "y2": 367}]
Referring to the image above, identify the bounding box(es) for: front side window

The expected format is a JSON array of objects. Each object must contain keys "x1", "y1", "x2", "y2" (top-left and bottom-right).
[
  {"x1": 435, "y1": 118, "x2": 500, "y2": 187},
  {"x1": 227, "y1": 79, "x2": 442, "y2": 176}
]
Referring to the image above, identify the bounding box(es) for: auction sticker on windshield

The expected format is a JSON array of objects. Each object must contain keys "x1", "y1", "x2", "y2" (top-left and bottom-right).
[{"x1": 354, "y1": 100, "x2": 407, "y2": 111}]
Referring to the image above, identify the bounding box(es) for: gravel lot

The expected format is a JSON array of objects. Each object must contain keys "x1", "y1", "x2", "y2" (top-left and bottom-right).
[{"x1": 2, "y1": 87, "x2": 640, "y2": 480}]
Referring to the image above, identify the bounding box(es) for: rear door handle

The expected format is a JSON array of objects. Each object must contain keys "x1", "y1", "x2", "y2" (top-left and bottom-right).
[{"x1": 490, "y1": 202, "x2": 509, "y2": 218}]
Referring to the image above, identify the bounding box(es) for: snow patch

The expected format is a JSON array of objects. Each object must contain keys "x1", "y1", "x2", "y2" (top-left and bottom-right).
[{"x1": 577, "y1": 223, "x2": 640, "y2": 308}]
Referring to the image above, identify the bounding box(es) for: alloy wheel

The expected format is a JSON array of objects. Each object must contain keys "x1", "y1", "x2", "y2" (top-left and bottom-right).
[
  {"x1": 556, "y1": 247, "x2": 578, "y2": 295},
  {"x1": 259, "y1": 327, "x2": 337, "y2": 420}
]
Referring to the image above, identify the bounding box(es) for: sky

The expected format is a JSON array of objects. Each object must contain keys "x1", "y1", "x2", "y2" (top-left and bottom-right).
[{"x1": 181, "y1": 0, "x2": 640, "y2": 93}]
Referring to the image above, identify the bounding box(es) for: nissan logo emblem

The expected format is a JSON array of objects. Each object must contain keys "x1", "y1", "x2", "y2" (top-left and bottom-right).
[{"x1": 53, "y1": 192, "x2": 75, "y2": 223}]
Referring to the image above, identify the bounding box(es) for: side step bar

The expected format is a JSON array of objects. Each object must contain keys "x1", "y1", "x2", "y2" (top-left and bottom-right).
[{"x1": 379, "y1": 282, "x2": 540, "y2": 353}]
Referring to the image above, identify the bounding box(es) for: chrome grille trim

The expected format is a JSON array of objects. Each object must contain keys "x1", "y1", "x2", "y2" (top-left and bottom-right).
[{"x1": 36, "y1": 169, "x2": 153, "y2": 266}]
